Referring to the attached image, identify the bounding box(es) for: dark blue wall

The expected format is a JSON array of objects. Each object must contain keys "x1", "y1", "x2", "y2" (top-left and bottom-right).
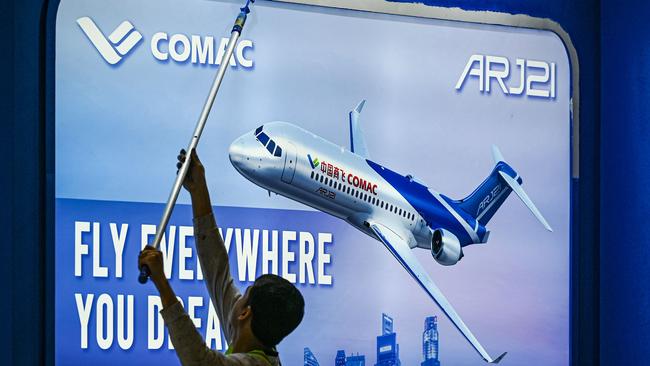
[
  {"x1": 600, "y1": 2, "x2": 650, "y2": 365},
  {"x1": 2, "y1": 0, "x2": 48, "y2": 365},
  {"x1": 1, "y1": 0, "x2": 605, "y2": 365},
  {"x1": 0, "y1": 0, "x2": 14, "y2": 364}
]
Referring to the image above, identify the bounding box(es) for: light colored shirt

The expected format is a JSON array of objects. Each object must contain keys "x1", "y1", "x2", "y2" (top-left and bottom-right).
[{"x1": 160, "y1": 213, "x2": 280, "y2": 366}]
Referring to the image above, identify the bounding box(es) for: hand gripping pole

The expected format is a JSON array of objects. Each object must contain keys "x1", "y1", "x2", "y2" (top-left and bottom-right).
[{"x1": 139, "y1": 0, "x2": 255, "y2": 284}]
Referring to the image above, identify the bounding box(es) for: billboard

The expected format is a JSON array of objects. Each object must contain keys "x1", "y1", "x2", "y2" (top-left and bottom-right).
[{"x1": 55, "y1": 0, "x2": 571, "y2": 364}]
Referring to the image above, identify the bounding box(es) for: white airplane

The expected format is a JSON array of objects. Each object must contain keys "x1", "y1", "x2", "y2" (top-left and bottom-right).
[{"x1": 228, "y1": 100, "x2": 552, "y2": 363}]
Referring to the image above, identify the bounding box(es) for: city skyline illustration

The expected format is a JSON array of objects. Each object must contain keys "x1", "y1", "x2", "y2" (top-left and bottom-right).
[{"x1": 304, "y1": 313, "x2": 441, "y2": 366}]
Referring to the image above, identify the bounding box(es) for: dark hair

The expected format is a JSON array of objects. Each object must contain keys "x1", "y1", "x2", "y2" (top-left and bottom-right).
[{"x1": 248, "y1": 274, "x2": 305, "y2": 347}]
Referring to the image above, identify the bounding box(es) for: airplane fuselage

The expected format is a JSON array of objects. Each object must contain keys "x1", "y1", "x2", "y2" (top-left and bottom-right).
[{"x1": 228, "y1": 122, "x2": 490, "y2": 250}]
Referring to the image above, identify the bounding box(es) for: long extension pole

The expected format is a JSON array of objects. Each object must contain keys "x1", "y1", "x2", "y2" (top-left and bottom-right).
[{"x1": 139, "y1": 0, "x2": 255, "y2": 284}]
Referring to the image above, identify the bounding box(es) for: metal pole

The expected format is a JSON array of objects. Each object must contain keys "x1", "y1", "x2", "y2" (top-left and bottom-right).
[{"x1": 139, "y1": 0, "x2": 255, "y2": 284}]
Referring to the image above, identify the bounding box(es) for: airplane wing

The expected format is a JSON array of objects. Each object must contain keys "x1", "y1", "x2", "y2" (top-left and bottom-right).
[
  {"x1": 348, "y1": 100, "x2": 369, "y2": 158},
  {"x1": 368, "y1": 220, "x2": 507, "y2": 364}
]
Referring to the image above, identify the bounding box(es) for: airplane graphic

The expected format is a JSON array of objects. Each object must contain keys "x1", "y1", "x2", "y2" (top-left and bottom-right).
[{"x1": 228, "y1": 100, "x2": 552, "y2": 363}]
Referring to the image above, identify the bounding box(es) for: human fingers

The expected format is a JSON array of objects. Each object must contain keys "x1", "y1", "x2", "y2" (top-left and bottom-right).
[{"x1": 138, "y1": 248, "x2": 162, "y2": 269}]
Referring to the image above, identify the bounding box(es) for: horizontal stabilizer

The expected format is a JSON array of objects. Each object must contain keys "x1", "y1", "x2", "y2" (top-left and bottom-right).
[{"x1": 498, "y1": 171, "x2": 553, "y2": 231}]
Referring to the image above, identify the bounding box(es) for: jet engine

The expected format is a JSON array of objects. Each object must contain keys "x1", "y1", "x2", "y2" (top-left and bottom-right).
[{"x1": 431, "y1": 228, "x2": 463, "y2": 266}]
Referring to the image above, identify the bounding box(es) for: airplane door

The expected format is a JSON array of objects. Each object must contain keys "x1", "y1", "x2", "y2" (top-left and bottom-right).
[{"x1": 281, "y1": 142, "x2": 297, "y2": 184}]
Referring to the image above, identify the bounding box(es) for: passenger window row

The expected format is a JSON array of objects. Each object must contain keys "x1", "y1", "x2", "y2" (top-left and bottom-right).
[
  {"x1": 254, "y1": 125, "x2": 282, "y2": 157},
  {"x1": 311, "y1": 171, "x2": 416, "y2": 221}
]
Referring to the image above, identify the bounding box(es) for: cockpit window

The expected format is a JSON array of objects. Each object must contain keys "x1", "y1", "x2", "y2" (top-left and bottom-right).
[
  {"x1": 253, "y1": 125, "x2": 283, "y2": 158},
  {"x1": 266, "y1": 140, "x2": 276, "y2": 155},
  {"x1": 257, "y1": 132, "x2": 270, "y2": 145}
]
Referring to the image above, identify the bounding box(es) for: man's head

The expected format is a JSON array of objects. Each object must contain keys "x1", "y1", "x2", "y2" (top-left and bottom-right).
[{"x1": 232, "y1": 274, "x2": 305, "y2": 348}]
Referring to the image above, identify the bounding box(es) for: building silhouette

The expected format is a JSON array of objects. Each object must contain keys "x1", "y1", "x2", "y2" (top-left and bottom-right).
[
  {"x1": 382, "y1": 313, "x2": 394, "y2": 335},
  {"x1": 336, "y1": 350, "x2": 347, "y2": 366},
  {"x1": 330, "y1": 313, "x2": 439, "y2": 366},
  {"x1": 347, "y1": 353, "x2": 366, "y2": 366},
  {"x1": 421, "y1": 316, "x2": 440, "y2": 366},
  {"x1": 375, "y1": 313, "x2": 401, "y2": 366},
  {"x1": 304, "y1": 347, "x2": 320, "y2": 366}
]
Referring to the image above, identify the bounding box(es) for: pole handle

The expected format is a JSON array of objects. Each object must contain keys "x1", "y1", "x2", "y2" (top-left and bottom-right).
[{"x1": 138, "y1": 265, "x2": 151, "y2": 284}]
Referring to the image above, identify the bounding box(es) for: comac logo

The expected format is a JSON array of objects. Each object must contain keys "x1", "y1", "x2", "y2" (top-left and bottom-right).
[
  {"x1": 76, "y1": 16, "x2": 254, "y2": 68},
  {"x1": 308, "y1": 154, "x2": 320, "y2": 169},
  {"x1": 77, "y1": 17, "x2": 143, "y2": 65}
]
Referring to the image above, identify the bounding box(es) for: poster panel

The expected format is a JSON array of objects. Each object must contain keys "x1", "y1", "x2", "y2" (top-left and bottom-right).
[{"x1": 55, "y1": 0, "x2": 570, "y2": 364}]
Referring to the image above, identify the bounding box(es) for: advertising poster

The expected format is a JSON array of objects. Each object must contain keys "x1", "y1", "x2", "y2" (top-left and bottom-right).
[{"x1": 55, "y1": 0, "x2": 571, "y2": 365}]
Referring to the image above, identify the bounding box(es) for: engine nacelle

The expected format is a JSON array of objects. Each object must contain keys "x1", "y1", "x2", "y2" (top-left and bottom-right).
[{"x1": 431, "y1": 229, "x2": 463, "y2": 266}]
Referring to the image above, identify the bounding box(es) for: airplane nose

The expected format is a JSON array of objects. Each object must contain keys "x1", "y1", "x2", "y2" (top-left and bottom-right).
[
  {"x1": 228, "y1": 134, "x2": 248, "y2": 171},
  {"x1": 229, "y1": 132, "x2": 262, "y2": 178},
  {"x1": 229, "y1": 126, "x2": 288, "y2": 185}
]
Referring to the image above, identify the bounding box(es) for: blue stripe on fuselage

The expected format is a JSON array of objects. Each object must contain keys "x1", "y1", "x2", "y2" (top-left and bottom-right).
[
  {"x1": 441, "y1": 195, "x2": 488, "y2": 243},
  {"x1": 366, "y1": 160, "x2": 484, "y2": 246}
]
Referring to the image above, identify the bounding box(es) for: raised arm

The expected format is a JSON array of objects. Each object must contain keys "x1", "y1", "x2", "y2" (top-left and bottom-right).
[
  {"x1": 139, "y1": 248, "x2": 253, "y2": 366},
  {"x1": 180, "y1": 149, "x2": 242, "y2": 343}
]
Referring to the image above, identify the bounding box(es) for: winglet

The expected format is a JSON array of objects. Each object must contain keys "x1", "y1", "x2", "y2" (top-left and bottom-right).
[
  {"x1": 349, "y1": 100, "x2": 369, "y2": 158},
  {"x1": 489, "y1": 352, "x2": 507, "y2": 364},
  {"x1": 354, "y1": 99, "x2": 366, "y2": 114}
]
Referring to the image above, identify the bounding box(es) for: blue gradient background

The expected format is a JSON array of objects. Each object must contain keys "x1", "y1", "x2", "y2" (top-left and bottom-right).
[{"x1": 56, "y1": 0, "x2": 571, "y2": 365}]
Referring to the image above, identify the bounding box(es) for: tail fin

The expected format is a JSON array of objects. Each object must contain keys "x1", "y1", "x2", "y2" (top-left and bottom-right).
[
  {"x1": 457, "y1": 163, "x2": 515, "y2": 226},
  {"x1": 457, "y1": 146, "x2": 552, "y2": 231}
]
